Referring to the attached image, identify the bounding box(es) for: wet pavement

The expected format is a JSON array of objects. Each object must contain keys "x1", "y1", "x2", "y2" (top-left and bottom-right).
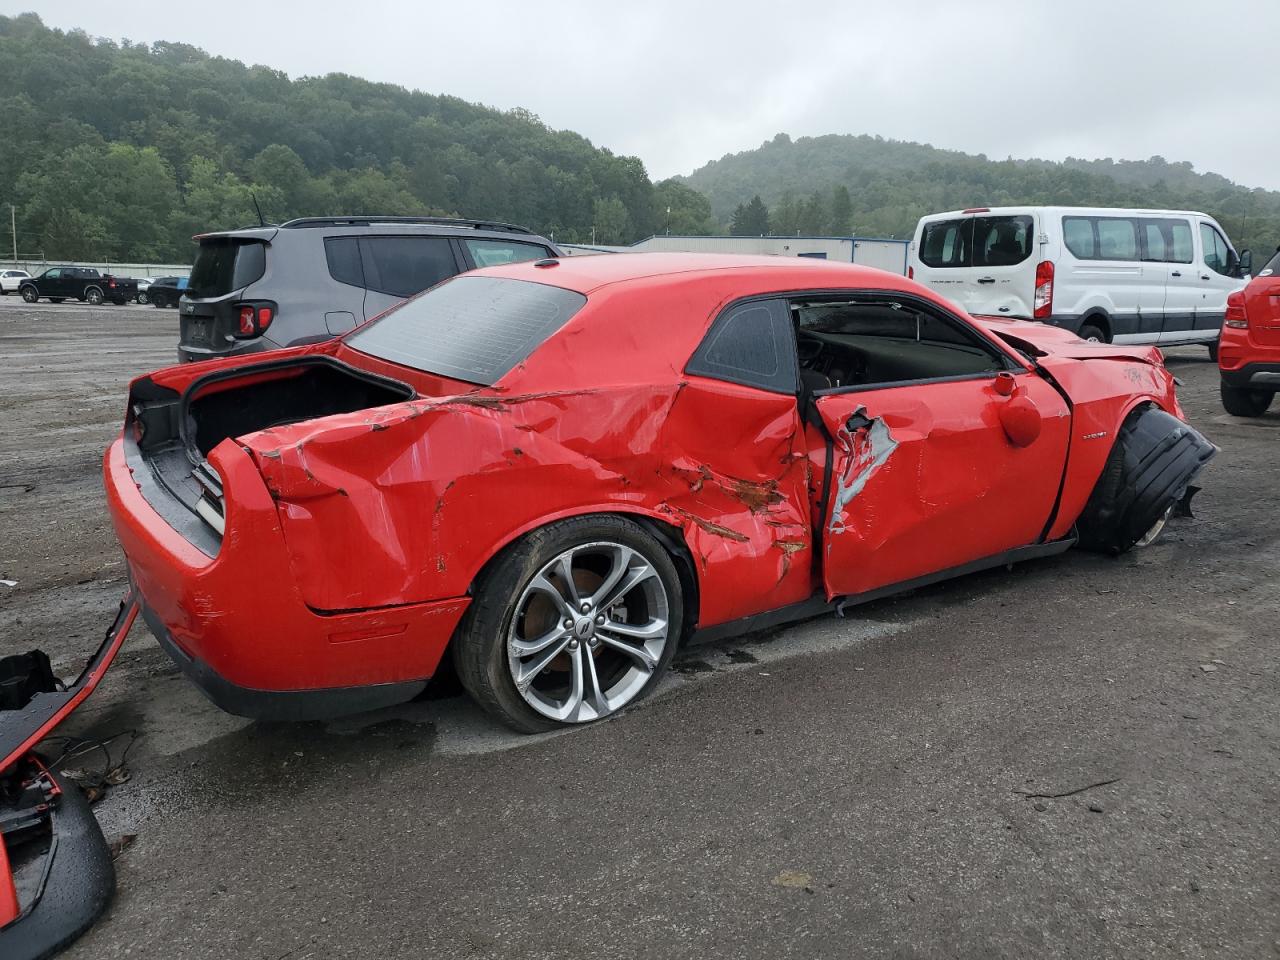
[{"x1": 1, "y1": 297, "x2": 1277, "y2": 958}]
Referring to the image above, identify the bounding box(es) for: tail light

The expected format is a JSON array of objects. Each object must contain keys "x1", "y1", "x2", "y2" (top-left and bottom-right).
[
  {"x1": 108, "y1": 279, "x2": 116, "y2": 288},
  {"x1": 234, "y1": 301, "x2": 276, "y2": 338},
  {"x1": 1224, "y1": 290, "x2": 1248, "y2": 329},
  {"x1": 907, "y1": 266, "x2": 914, "y2": 280},
  {"x1": 1033, "y1": 261, "x2": 1054, "y2": 319}
]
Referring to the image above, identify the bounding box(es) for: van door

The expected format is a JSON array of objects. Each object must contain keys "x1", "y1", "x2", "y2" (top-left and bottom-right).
[
  {"x1": 1153, "y1": 218, "x2": 1199, "y2": 338},
  {"x1": 914, "y1": 212, "x2": 1039, "y2": 318},
  {"x1": 1192, "y1": 220, "x2": 1246, "y2": 340}
]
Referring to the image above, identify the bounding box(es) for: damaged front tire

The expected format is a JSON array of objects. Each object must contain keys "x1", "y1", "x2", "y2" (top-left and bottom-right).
[{"x1": 1076, "y1": 406, "x2": 1217, "y2": 554}]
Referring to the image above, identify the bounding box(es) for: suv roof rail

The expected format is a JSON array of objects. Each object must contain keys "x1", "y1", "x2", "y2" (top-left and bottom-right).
[{"x1": 278, "y1": 216, "x2": 535, "y2": 235}]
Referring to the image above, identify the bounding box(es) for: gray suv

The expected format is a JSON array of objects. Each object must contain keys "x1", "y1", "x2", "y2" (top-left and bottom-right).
[{"x1": 177, "y1": 216, "x2": 561, "y2": 363}]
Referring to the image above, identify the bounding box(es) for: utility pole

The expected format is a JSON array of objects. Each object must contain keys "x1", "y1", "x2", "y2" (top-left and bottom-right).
[
  {"x1": 10, "y1": 205, "x2": 15, "y2": 262},
  {"x1": 666, "y1": 206, "x2": 671, "y2": 236}
]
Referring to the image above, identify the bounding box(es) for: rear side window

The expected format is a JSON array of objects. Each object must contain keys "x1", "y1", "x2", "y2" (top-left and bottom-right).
[
  {"x1": 1063, "y1": 217, "x2": 1138, "y2": 261},
  {"x1": 465, "y1": 238, "x2": 553, "y2": 268},
  {"x1": 188, "y1": 240, "x2": 267, "y2": 298},
  {"x1": 1260, "y1": 249, "x2": 1280, "y2": 277},
  {"x1": 687, "y1": 299, "x2": 797, "y2": 394},
  {"x1": 325, "y1": 237, "x2": 364, "y2": 288},
  {"x1": 345, "y1": 276, "x2": 585, "y2": 385},
  {"x1": 972, "y1": 215, "x2": 1034, "y2": 267},
  {"x1": 360, "y1": 237, "x2": 458, "y2": 298}
]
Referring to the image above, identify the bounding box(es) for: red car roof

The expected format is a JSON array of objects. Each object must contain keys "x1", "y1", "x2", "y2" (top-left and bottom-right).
[{"x1": 475, "y1": 251, "x2": 916, "y2": 296}]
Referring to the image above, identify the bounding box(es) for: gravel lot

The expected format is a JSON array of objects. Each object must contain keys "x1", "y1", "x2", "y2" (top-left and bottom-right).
[{"x1": 1, "y1": 296, "x2": 1277, "y2": 959}]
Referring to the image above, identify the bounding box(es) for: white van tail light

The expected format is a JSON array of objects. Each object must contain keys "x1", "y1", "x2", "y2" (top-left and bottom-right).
[
  {"x1": 907, "y1": 266, "x2": 914, "y2": 280},
  {"x1": 1033, "y1": 260, "x2": 1054, "y2": 319}
]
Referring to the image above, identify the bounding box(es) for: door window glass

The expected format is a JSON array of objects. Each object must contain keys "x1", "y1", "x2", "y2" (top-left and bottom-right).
[
  {"x1": 1169, "y1": 221, "x2": 1193, "y2": 263},
  {"x1": 791, "y1": 296, "x2": 1009, "y2": 391},
  {"x1": 359, "y1": 237, "x2": 458, "y2": 297},
  {"x1": 972, "y1": 215, "x2": 1034, "y2": 267},
  {"x1": 1141, "y1": 222, "x2": 1167, "y2": 262},
  {"x1": 919, "y1": 219, "x2": 972, "y2": 268},
  {"x1": 464, "y1": 238, "x2": 553, "y2": 268},
  {"x1": 1199, "y1": 223, "x2": 1233, "y2": 276},
  {"x1": 44, "y1": 269, "x2": 61, "y2": 279}
]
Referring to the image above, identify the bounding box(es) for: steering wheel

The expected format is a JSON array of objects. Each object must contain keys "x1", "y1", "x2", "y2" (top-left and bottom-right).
[{"x1": 796, "y1": 333, "x2": 824, "y2": 365}]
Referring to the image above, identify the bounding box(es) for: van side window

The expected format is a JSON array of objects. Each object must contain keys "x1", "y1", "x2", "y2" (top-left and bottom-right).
[
  {"x1": 1170, "y1": 222, "x2": 1194, "y2": 263},
  {"x1": 1095, "y1": 219, "x2": 1137, "y2": 260},
  {"x1": 1199, "y1": 224, "x2": 1233, "y2": 276},
  {"x1": 1063, "y1": 218, "x2": 1095, "y2": 259},
  {"x1": 1141, "y1": 223, "x2": 1167, "y2": 261},
  {"x1": 1138, "y1": 218, "x2": 1194, "y2": 264}
]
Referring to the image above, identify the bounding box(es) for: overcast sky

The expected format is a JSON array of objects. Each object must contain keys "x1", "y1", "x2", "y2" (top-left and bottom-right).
[{"x1": 7, "y1": 0, "x2": 1279, "y2": 190}]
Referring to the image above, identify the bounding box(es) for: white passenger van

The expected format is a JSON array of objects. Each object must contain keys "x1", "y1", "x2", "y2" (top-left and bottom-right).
[{"x1": 908, "y1": 207, "x2": 1252, "y2": 357}]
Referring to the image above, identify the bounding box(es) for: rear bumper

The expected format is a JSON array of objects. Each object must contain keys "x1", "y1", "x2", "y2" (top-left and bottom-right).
[
  {"x1": 0, "y1": 761, "x2": 115, "y2": 960},
  {"x1": 103, "y1": 437, "x2": 470, "y2": 716},
  {"x1": 178, "y1": 336, "x2": 277, "y2": 365},
  {"x1": 140, "y1": 602, "x2": 427, "y2": 720},
  {"x1": 1219, "y1": 361, "x2": 1280, "y2": 390}
]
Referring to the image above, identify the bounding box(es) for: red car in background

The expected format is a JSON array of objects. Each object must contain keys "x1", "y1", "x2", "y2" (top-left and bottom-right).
[
  {"x1": 103, "y1": 254, "x2": 1215, "y2": 733},
  {"x1": 1219, "y1": 248, "x2": 1280, "y2": 416}
]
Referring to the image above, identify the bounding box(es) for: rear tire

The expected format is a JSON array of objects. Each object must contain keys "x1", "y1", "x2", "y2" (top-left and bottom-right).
[
  {"x1": 1220, "y1": 382, "x2": 1273, "y2": 417},
  {"x1": 1078, "y1": 322, "x2": 1107, "y2": 343},
  {"x1": 136, "y1": 291, "x2": 149, "y2": 305},
  {"x1": 453, "y1": 515, "x2": 683, "y2": 733},
  {"x1": 1207, "y1": 339, "x2": 1220, "y2": 362},
  {"x1": 86, "y1": 288, "x2": 104, "y2": 305}
]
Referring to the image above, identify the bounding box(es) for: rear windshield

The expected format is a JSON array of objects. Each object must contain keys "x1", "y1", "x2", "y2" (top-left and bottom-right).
[
  {"x1": 344, "y1": 276, "x2": 586, "y2": 385},
  {"x1": 1261, "y1": 249, "x2": 1280, "y2": 277},
  {"x1": 188, "y1": 239, "x2": 266, "y2": 298},
  {"x1": 919, "y1": 215, "x2": 1034, "y2": 268}
]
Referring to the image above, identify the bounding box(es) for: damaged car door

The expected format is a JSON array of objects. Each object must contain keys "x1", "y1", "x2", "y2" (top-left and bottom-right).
[{"x1": 798, "y1": 294, "x2": 1072, "y2": 598}]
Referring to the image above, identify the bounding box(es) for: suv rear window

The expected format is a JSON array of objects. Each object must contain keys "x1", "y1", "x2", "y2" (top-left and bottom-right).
[
  {"x1": 464, "y1": 238, "x2": 552, "y2": 268},
  {"x1": 188, "y1": 239, "x2": 266, "y2": 298},
  {"x1": 919, "y1": 215, "x2": 1034, "y2": 268},
  {"x1": 345, "y1": 276, "x2": 586, "y2": 385},
  {"x1": 1261, "y1": 249, "x2": 1280, "y2": 277}
]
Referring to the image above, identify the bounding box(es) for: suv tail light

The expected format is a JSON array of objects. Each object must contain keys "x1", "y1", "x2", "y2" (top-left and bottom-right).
[
  {"x1": 1224, "y1": 290, "x2": 1248, "y2": 329},
  {"x1": 1033, "y1": 261, "x2": 1054, "y2": 319},
  {"x1": 234, "y1": 301, "x2": 277, "y2": 338}
]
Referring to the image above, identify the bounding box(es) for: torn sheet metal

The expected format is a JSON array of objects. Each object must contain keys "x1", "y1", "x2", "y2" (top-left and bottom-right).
[{"x1": 828, "y1": 407, "x2": 899, "y2": 536}]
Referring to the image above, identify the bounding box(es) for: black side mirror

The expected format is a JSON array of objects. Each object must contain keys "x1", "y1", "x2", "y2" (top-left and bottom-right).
[{"x1": 1236, "y1": 249, "x2": 1253, "y2": 278}]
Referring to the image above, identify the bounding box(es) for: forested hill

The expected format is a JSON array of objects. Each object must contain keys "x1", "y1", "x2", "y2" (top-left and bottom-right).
[
  {"x1": 0, "y1": 13, "x2": 715, "y2": 262},
  {"x1": 682, "y1": 133, "x2": 1280, "y2": 257}
]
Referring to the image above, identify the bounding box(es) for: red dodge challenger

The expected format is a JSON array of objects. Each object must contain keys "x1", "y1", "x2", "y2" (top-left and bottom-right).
[{"x1": 103, "y1": 253, "x2": 1215, "y2": 732}]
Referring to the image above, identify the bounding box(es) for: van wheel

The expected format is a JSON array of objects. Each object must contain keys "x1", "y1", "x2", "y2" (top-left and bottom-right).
[
  {"x1": 453, "y1": 515, "x2": 683, "y2": 733},
  {"x1": 1078, "y1": 322, "x2": 1106, "y2": 343},
  {"x1": 1220, "y1": 383, "x2": 1273, "y2": 417},
  {"x1": 1206, "y1": 339, "x2": 1220, "y2": 362}
]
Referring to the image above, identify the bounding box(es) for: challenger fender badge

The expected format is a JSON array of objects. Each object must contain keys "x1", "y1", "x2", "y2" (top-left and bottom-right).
[{"x1": 1082, "y1": 430, "x2": 1108, "y2": 440}]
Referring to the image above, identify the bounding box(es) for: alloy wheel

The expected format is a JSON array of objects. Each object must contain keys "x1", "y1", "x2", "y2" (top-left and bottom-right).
[{"x1": 507, "y1": 540, "x2": 670, "y2": 723}]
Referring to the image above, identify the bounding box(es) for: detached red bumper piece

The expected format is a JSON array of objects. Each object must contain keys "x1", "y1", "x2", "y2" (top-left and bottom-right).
[{"x1": 0, "y1": 592, "x2": 137, "y2": 960}]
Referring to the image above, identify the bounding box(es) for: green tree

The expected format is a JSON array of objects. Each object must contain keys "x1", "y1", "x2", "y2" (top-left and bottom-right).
[
  {"x1": 731, "y1": 195, "x2": 770, "y2": 236},
  {"x1": 652, "y1": 178, "x2": 716, "y2": 236},
  {"x1": 592, "y1": 196, "x2": 630, "y2": 244},
  {"x1": 830, "y1": 185, "x2": 853, "y2": 235}
]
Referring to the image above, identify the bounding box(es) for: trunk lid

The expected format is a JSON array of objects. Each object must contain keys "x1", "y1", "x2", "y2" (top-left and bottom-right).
[{"x1": 913, "y1": 211, "x2": 1040, "y2": 318}]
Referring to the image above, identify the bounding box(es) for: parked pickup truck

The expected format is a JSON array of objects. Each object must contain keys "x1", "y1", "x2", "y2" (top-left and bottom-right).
[{"x1": 18, "y1": 267, "x2": 138, "y2": 305}]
